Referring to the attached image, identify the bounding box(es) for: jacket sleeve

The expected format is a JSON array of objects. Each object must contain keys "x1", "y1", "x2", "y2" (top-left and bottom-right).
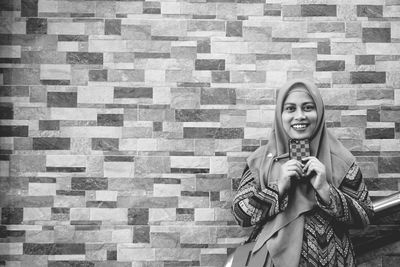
[
  {"x1": 316, "y1": 163, "x2": 374, "y2": 228},
  {"x1": 232, "y1": 165, "x2": 288, "y2": 227}
]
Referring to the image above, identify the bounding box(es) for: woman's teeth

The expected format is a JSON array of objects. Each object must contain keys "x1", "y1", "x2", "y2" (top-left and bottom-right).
[{"x1": 292, "y1": 124, "x2": 307, "y2": 130}]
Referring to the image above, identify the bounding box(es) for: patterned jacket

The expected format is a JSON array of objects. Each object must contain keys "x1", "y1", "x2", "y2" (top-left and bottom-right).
[{"x1": 232, "y1": 162, "x2": 374, "y2": 267}]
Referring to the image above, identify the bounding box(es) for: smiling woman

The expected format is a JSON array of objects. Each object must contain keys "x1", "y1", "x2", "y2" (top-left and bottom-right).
[
  {"x1": 281, "y1": 86, "x2": 317, "y2": 140},
  {"x1": 231, "y1": 79, "x2": 374, "y2": 267}
]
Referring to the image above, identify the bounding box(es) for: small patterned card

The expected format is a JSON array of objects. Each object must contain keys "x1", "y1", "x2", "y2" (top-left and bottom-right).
[{"x1": 289, "y1": 139, "x2": 311, "y2": 161}]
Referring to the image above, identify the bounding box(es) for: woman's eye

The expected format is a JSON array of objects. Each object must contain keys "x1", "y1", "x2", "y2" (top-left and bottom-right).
[
  {"x1": 304, "y1": 105, "x2": 315, "y2": 111},
  {"x1": 285, "y1": 106, "x2": 295, "y2": 112}
]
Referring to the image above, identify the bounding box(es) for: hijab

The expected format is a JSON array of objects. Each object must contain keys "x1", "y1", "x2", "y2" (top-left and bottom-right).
[{"x1": 246, "y1": 79, "x2": 355, "y2": 266}]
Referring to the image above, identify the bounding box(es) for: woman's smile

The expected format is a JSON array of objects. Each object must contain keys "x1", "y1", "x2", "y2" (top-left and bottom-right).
[
  {"x1": 281, "y1": 88, "x2": 317, "y2": 140},
  {"x1": 292, "y1": 123, "x2": 309, "y2": 130}
]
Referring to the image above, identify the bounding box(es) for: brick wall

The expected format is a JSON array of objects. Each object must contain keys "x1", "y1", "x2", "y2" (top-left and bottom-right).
[{"x1": 1, "y1": 0, "x2": 400, "y2": 266}]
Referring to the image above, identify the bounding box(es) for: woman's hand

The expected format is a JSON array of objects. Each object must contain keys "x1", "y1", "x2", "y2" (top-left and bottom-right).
[
  {"x1": 278, "y1": 159, "x2": 303, "y2": 196},
  {"x1": 302, "y1": 156, "x2": 330, "y2": 203}
]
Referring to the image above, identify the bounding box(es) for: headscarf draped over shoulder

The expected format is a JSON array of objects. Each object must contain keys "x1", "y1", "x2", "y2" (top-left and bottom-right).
[{"x1": 246, "y1": 79, "x2": 356, "y2": 267}]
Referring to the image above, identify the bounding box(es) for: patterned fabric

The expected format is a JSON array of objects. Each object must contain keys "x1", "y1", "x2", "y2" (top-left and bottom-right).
[
  {"x1": 232, "y1": 162, "x2": 373, "y2": 267},
  {"x1": 232, "y1": 166, "x2": 288, "y2": 227},
  {"x1": 289, "y1": 139, "x2": 311, "y2": 161}
]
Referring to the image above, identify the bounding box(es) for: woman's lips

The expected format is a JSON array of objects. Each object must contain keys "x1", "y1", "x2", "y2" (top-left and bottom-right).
[{"x1": 292, "y1": 124, "x2": 308, "y2": 130}]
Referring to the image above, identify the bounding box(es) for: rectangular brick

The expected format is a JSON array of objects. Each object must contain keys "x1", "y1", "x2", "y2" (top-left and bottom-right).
[
  {"x1": 0, "y1": 196, "x2": 53, "y2": 208},
  {"x1": 188, "y1": 20, "x2": 224, "y2": 32},
  {"x1": 118, "y1": 196, "x2": 178, "y2": 208},
  {"x1": 39, "y1": 120, "x2": 60, "y2": 131},
  {"x1": 48, "y1": 261, "x2": 94, "y2": 267},
  {"x1": 365, "y1": 178, "x2": 398, "y2": 191},
  {"x1": 90, "y1": 208, "x2": 127, "y2": 221},
  {"x1": 29, "y1": 183, "x2": 56, "y2": 196},
  {"x1": 378, "y1": 157, "x2": 400, "y2": 173},
  {"x1": 0, "y1": 243, "x2": 23, "y2": 255},
  {"x1": 41, "y1": 79, "x2": 70, "y2": 85},
  {"x1": 22, "y1": 0, "x2": 38, "y2": 17},
  {"x1": 357, "y1": 5, "x2": 383, "y2": 18},
  {"x1": 0, "y1": 125, "x2": 28, "y2": 137},
  {"x1": 3, "y1": 68, "x2": 41, "y2": 85},
  {"x1": 135, "y1": 52, "x2": 170, "y2": 59},
  {"x1": 143, "y1": 1, "x2": 160, "y2": 14},
  {"x1": 89, "y1": 69, "x2": 107, "y2": 82},
  {"x1": 0, "y1": 86, "x2": 29, "y2": 97},
  {"x1": 108, "y1": 70, "x2": 144, "y2": 82},
  {"x1": 133, "y1": 226, "x2": 150, "y2": 243},
  {"x1": 201, "y1": 88, "x2": 236, "y2": 105},
  {"x1": 105, "y1": 19, "x2": 121, "y2": 35},
  {"x1": 71, "y1": 178, "x2": 108, "y2": 190},
  {"x1": 114, "y1": 87, "x2": 153, "y2": 98},
  {"x1": 1, "y1": 208, "x2": 23, "y2": 224},
  {"x1": 47, "y1": 92, "x2": 77, "y2": 108},
  {"x1": 197, "y1": 40, "x2": 210, "y2": 53},
  {"x1": 195, "y1": 59, "x2": 225, "y2": 71},
  {"x1": 176, "y1": 110, "x2": 220, "y2": 122},
  {"x1": 301, "y1": 5, "x2": 337, "y2": 17},
  {"x1": 97, "y1": 114, "x2": 123, "y2": 126},
  {"x1": 91, "y1": 138, "x2": 119, "y2": 151},
  {"x1": 183, "y1": 128, "x2": 244, "y2": 139},
  {"x1": 33, "y1": 138, "x2": 70, "y2": 150},
  {"x1": 355, "y1": 55, "x2": 375, "y2": 65},
  {"x1": 0, "y1": 103, "x2": 13, "y2": 119},
  {"x1": 308, "y1": 22, "x2": 344, "y2": 33},
  {"x1": 357, "y1": 89, "x2": 393, "y2": 100},
  {"x1": 0, "y1": 0, "x2": 21, "y2": 11},
  {"x1": 77, "y1": 87, "x2": 113, "y2": 104},
  {"x1": 350, "y1": 72, "x2": 386, "y2": 84},
  {"x1": 104, "y1": 156, "x2": 134, "y2": 162},
  {"x1": 212, "y1": 71, "x2": 230, "y2": 83},
  {"x1": 362, "y1": 28, "x2": 391, "y2": 43},
  {"x1": 226, "y1": 21, "x2": 242, "y2": 37},
  {"x1": 58, "y1": 35, "x2": 88, "y2": 42},
  {"x1": 128, "y1": 208, "x2": 149, "y2": 225},
  {"x1": 66, "y1": 52, "x2": 103, "y2": 64},
  {"x1": 23, "y1": 243, "x2": 85, "y2": 255},
  {"x1": 316, "y1": 60, "x2": 345, "y2": 71},
  {"x1": 40, "y1": 64, "x2": 70, "y2": 80},
  {"x1": 46, "y1": 167, "x2": 85, "y2": 173},
  {"x1": 365, "y1": 128, "x2": 394, "y2": 139}
]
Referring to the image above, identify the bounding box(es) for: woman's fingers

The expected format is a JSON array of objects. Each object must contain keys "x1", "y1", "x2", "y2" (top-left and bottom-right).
[
  {"x1": 288, "y1": 159, "x2": 304, "y2": 169},
  {"x1": 303, "y1": 157, "x2": 320, "y2": 171},
  {"x1": 286, "y1": 165, "x2": 303, "y2": 179},
  {"x1": 305, "y1": 162, "x2": 316, "y2": 176}
]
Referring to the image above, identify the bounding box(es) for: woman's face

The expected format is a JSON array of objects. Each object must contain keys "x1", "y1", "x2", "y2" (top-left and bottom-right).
[{"x1": 281, "y1": 88, "x2": 317, "y2": 140}]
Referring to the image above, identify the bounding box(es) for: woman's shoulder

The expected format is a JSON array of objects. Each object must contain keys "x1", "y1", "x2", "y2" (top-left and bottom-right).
[
  {"x1": 246, "y1": 145, "x2": 269, "y2": 166},
  {"x1": 327, "y1": 130, "x2": 355, "y2": 167}
]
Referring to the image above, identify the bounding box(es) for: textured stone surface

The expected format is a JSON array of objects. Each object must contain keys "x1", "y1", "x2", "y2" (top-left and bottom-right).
[
  {"x1": 301, "y1": 5, "x2": 337, "y2": 17},
  {"x1": 351, "y1": 72, "x2": 386, "y2": 84},
  {"x1": 316, "y1": 60, "x2": 345, "y2": 72},
  {"x1": 362, "y1": 28, "x2": 391, "y2": 43},
  {"x1": 47, "y1": 92, "x2": 77, "y2": 108},
  {"x1": 195, "y1": 60, "x2": 225, "y2": 71},
  {"x1": 26, "y1": 18, "x2": 46, "y2": 34},
  {"x1": 1, "y1": 1, "x2": 400, "y2": 266},
  {"x1": 201, "y1": 88, "x2": 236, "y2": 105},
  {"x1": 357, "y1": 5, "x2": 383, "y2": 18}
]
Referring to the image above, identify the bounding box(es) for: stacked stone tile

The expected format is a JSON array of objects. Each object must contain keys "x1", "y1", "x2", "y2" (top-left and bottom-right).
[{"x1": 0, "y1": 0, "x2": 399, "y2": 266}]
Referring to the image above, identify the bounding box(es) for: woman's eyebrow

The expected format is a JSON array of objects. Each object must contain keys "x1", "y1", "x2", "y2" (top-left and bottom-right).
[{"x1": 283, "y1": 102, "x2": 314, "y2": 105}]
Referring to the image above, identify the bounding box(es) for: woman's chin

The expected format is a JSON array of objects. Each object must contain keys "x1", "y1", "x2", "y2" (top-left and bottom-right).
[{"x1": 289, "y1": 131, "x2": 312, "y2": 140}]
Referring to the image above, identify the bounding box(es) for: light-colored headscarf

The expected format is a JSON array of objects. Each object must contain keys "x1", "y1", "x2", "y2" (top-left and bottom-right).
[{"x1": 246, "y1": 79, "x2": 355, "y2": 267}]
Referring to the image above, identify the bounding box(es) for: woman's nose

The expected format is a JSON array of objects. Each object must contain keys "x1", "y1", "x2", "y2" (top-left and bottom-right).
[{"x1": 294, "y1": 109, "x2": 306, "y2": 119}]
